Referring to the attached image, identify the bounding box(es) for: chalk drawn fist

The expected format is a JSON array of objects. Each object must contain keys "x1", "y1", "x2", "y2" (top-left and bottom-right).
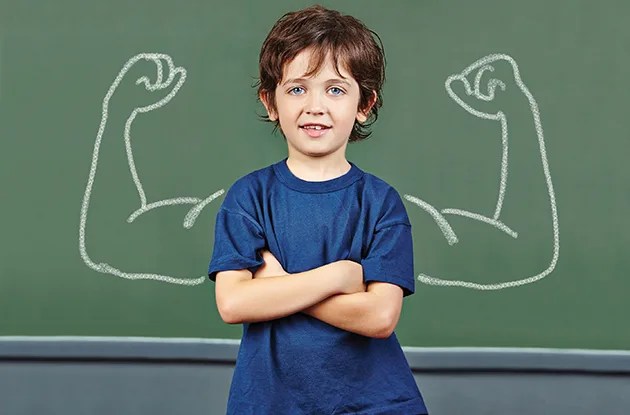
[
  {"x1": 107, "y1": 53, "x2": 187, "y2": 114},
  {"x1": 445, "y1": 54, "x2": 526, "y2": 120}
]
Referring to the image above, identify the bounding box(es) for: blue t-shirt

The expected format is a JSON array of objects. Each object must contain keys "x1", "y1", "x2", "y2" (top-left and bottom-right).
[{"x1": 208, "y1": 158, "x2": 428, "y2": 415}]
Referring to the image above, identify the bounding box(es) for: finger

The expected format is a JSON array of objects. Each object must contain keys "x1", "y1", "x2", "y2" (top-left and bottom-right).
[
  {"x1": 136, "y1": 65, "x2": 186, "y2": 114},
  {"x1": 152, "y1": 55, "x2": 187, "y2": 92},
  {"x1": 262, "y1": 249, "x2": 277, "y2": 261},
  {"x1": 259, "y1": 249, "x2": 270, "y2": 261},
  {"x1": 445, "y1": 73, "x2": 500, "y2": 121},
  {"x1": 134, "y1": 53, "x2": 186, "y2": 91},
  {"x1": 473, "y1": 65, "x2": 506, "y2": 101},
  {"x1": 134, "y1": 54, "x2": 165, "y2": 90},
  {"x1": 159, "y1": 56, "x2": 178, "y2": 87}
]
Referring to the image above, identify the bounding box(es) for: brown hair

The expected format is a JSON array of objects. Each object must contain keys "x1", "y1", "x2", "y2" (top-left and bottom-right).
[{"x1": 256, "y1": 4, "x2": 386, "y2": 142}]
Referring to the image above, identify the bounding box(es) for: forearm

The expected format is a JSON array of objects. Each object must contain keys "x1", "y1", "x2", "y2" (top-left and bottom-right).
[
  {"x1": 216, "y1": 263, "x2": 344, "y2": 324},
  {"x1": 303, "y1": 289, "x2": 400, "y2": 339}
]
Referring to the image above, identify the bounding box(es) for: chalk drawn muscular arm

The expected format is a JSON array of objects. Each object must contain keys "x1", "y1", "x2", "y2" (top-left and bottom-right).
[
  {"x1": 404, "y1": 54, "x2": 559, "y2": 290},
  {"x1": 79, "y1": 53, "x2": 223, "y2": 285}
]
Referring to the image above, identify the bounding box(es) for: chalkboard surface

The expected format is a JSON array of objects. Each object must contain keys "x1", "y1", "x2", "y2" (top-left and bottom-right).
[{"x1": 1, "y1": 0, "x2": 628, "y2": 349}]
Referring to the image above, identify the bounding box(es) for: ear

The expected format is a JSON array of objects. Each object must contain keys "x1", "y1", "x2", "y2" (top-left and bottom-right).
[
  {"x1": 259, "y1": 91, "x2": 278, "y2": 121},
  {"x1": 356, "y1": 90, "x2": 378, "y2": 123}
]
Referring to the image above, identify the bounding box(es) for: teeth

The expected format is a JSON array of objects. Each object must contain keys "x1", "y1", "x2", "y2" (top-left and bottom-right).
[{"x1": 304, "y1": 125, "x2": 324, "y2": 130}]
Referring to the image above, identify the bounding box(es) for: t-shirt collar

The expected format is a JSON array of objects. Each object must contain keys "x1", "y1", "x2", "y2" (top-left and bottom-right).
[{"x1": 272, "y1": 158, "x2": 364, "y2": 193}]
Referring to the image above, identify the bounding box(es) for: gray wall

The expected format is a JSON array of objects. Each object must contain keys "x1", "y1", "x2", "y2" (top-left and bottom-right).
[{"x1": 2, "y1": 337, "x2": 629, "y2": 415}]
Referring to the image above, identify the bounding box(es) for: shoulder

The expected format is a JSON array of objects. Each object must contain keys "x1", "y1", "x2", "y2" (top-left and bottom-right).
[
  {"x1": 360, "y1": 171, "x2": 398, "y2": 196},
  {"x1": 221, "y1": 164, "x2": 275, "y2": 215},
  {"x1": 226, "y1": 164, "x2": 273, "y2": 195},
  {"x1": 360, "y1": 171, "x2": 410, "y2": 230}
]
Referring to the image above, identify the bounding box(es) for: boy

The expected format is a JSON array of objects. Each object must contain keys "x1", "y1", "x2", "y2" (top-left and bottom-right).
[{"x1": 208, "y1": 5, "x2": 429, "y2": 414}]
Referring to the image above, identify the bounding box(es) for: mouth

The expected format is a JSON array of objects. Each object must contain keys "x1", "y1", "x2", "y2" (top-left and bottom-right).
[
  {"x1": 299, "y1": 123, "x2": 332, "y2": 130},
  {"x1": 300, "y1": 123, "x2": 331, "y2": 138}
]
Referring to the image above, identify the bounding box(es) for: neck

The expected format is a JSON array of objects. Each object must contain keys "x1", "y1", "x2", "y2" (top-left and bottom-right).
[{"x1": 285, "y1": 155, "x2": 351, "y2": 182}]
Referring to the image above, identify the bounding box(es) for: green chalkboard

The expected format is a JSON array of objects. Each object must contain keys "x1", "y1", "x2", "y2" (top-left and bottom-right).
[{"x1": 1, "y1": 0, "x2": 628, "y2": 349}]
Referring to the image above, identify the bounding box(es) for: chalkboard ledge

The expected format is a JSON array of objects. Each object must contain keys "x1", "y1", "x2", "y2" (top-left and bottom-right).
[{"x1": 1, "y1": 336, "x2": 629, "y2": 374}]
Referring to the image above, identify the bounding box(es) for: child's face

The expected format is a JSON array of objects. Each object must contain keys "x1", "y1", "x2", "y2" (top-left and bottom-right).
[{"x1": 262, "y1": 48, "x2": 372, "y2": 162}]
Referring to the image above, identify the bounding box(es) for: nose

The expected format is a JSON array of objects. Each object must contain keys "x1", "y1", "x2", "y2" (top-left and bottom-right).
[{"x1": 305, "y1": 91, "x2": 326, "y2": 115}]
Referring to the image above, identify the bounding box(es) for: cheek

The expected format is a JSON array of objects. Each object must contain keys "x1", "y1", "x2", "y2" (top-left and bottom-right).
[
  {"x1": 341, "y1": 106, "x2": 361, "y2": 126},
  {"x1": 277, "y1": 107, "x2": 299, "y2": 124}
]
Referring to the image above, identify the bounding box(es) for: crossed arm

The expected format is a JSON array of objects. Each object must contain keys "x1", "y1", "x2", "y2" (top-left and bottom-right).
[{"x1": 214, "y1": 250, "x2": 404, "y2": 339}]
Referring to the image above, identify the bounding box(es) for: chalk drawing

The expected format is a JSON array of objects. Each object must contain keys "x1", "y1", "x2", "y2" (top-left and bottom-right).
[
  {"x1": 79, "y1": 53, "x2": 224, "y2": 285},
  {"x1": 404, "y1": 53, "x2": 559, "y2": 290}
]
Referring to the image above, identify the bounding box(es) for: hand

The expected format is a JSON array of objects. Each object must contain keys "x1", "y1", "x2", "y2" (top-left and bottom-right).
[
  {"x1": 336, "y1": 260, "x2": 366, "y2": 294},
  {"x1": 253, "y1": 250, "x2": 288, "y2": 279}
]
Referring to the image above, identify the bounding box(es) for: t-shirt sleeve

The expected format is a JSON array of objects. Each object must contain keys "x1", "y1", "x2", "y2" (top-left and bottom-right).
[
  {"x1": 207, "y1": 208, "x2": 266, "y2": 282},
  {"x1": 361, "y1": 189, "x2": 415, "y2": 296}
]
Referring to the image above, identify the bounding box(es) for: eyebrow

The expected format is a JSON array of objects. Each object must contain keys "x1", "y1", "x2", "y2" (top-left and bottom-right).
[{"x1": 282, "y1": 77, "x2": 351, "y2": 87}]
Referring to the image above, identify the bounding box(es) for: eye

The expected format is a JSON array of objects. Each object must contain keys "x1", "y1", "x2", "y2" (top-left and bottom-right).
[
  {"x1": 328, "y1": 87, "x2": 345, "y2": 96},
  {"x1": 288, "y1": 86, "x2": 305, "y2": 95}
]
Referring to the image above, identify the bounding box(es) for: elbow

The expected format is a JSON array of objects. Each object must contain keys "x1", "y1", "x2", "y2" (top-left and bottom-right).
[
  {"x1": 219, "y1": 311, "x2": 242, "y2": 325},
  {"x1": 371, "y1": 325, "x2": 395, "y2": 340},
  {"x1": 369, "y1": 310, "x2": 398, "y2": 339},
  {"x1": 216, "y1": 299, "x2": 245, "y2": 325}
]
